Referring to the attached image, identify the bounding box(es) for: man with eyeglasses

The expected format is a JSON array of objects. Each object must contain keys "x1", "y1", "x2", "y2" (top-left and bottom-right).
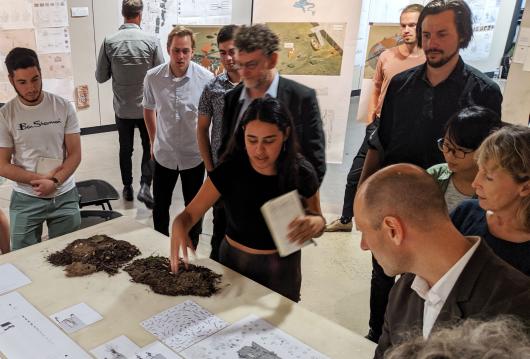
[
  {"x1": 197, "y1": 24, "x2": 240, "y2": 261},
  {"x1": 143, "y1": 26, "x2": 213, "y2": 242},
  {"x1": 358, "y1": 0, "x2": 502, "y2": 343},
  {"x1": 218, "y1": 24, "x2": 326, "y2": 185}
]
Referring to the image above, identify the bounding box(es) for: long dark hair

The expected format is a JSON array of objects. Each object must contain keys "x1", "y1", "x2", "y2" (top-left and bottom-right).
[{"x1": 222, "y1": 97, "x2": 301, "y2": 191}]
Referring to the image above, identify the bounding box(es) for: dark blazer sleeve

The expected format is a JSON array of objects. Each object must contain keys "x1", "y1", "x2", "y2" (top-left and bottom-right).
[
  {"x1": 217, "y1": 85, "x2": 242, "y2": 162},
  {"x1": 301, "y1": 88, "x2": 326, "y2": 184}
]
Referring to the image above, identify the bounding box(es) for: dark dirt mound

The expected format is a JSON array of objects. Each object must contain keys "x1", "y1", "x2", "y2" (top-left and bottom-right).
[
  {"x1": 47, "y1": 234, "x2": 141, "y2": 276},
  {"x1": 124, "y1": 256, "x2": 222, "y2": 297}
]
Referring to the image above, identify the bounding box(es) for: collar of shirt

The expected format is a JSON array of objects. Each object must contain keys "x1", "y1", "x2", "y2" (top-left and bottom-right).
[
  {"x1": 238, "y1": 71, "x2": 280, "y2": 103},
  {"x1": 411, "y1": 236, "x2": 481, "y2": 304},
  {"x1": 163, "y1": 61, "x2": 193, "y2": 82},
  {"x1": 418, "y1": 56, "x2": 466, "y2": 87},
  {"x1": 118, "y1": 23, "x2": 140, "y2": 31}
]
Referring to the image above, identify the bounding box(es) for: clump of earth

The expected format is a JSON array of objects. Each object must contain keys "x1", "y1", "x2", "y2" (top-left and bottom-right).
[
  {"x1": 47, "y1": 234, "x2": 141, "y2": 276},
  {"x1": 124, "y1": 256, "x2": 222, "y2": 297}
]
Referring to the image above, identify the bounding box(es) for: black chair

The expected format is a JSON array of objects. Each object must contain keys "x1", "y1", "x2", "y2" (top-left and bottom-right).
[
  {"x1": 76, "y1": 179, "x2": 119, "y2": 210},
  {"x1": 79, "y1": 210, "x2": 123, "y2": 230}
]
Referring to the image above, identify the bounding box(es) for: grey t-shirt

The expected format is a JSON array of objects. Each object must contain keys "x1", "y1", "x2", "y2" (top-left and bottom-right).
[{"x1": 445, "y1": 178, "x2": 472, "y2": 212}]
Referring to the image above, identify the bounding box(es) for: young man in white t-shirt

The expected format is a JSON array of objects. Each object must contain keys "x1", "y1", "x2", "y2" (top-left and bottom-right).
[{"x1": 0, "y1": 47, "x2": 82, "y2": 250}]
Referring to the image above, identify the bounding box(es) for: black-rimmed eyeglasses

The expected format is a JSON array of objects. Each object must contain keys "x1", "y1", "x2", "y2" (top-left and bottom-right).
[{"x1": 436, "y1": 138, "x2": 474, "y2": 159}]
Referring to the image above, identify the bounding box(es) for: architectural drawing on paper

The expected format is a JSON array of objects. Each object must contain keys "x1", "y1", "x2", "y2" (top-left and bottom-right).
[
  {"x1": 181, "y1": 314, "x2": 328, "y2": 359},
  {"x1": 292, "y1": 0, "x2": 316, "y2": 16},
  {"x1": 266, "y1": 22, "x2": 345, "y2": 76},
  {"x1": 238, "y1": 342, "x2": 282, "y2": 359},
  {"x1": 40, "y1": 53, "x2": 73, "y2": 78},
  {"x1": 0, "y1": 0, "x2": 33, "y2": 30},
  {"x1": 90, "y1": 335, "x2": 140, "y2": 359},
  {"x1": 141, "y1": 300, "x2": 228, "y2": 352},
  {"x1": 0, "y1": 292, "x2": 91, "y2": 358},
  {"x1": 188, "y1": 26, "x2": 223, "y2": 74},
  {"x1": 362, "y1": 24, "x2": 401, "y2": 79}
]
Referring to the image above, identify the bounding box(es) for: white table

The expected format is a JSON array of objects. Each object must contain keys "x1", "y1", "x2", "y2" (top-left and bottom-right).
[{"x1": 0, "y1": 217, "x2": 376, "y2": 358}]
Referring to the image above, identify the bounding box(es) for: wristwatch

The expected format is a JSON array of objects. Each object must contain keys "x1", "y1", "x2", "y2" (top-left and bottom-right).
[{"x1": 51, "y1": 177, "x2": 60, "y2": 189}]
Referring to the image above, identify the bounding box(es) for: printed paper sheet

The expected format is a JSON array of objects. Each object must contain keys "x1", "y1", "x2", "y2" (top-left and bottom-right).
[
  {"x1": 35, "y1": 27, "x2": 71, "y2": 54},
  {"x1": 32, "y1": 0, "x2": 69, "y2": 28},
  {"x1": 0, "y1": 0, "x2": 33, "y2": 30},
  {"x1": 141, "y1": 300, "x2": 229, "y2": 352},
  {"x1": 181, "y1": 314, "x2": 329, "y2": 359},
  {"x1": 0, "y1": 291, "x2": 91, "y2": 359},
  {"x1": 0, "y1": 264, "x2": 31, "y2": 295}
]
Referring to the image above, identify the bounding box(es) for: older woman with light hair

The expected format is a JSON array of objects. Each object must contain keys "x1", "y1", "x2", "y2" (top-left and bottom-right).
[
  {"x1": 450, "y1": 125, "x2": 530, "y2": 275},
  {"x1": 385, "y1": 317, "x2": 530, "y2": 359}
]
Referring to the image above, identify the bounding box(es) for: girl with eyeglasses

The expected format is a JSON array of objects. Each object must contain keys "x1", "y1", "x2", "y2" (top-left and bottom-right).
[
  {"x1": 451, "y1": 125, "x2": 530, "y2": 275},
  {"x1": 427, "y1": 106, "x2": 502, "y2": 212}
]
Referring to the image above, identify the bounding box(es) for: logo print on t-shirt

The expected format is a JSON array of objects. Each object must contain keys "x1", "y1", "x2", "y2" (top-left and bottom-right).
[{"x1": 18, "y1": 119, "x2": 61, "y2": 130}]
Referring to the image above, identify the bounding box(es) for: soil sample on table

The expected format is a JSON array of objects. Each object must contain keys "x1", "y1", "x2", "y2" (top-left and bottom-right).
[
  {"x1": 47, "y1": 234, "x2": 141, "y2": 276},
  {"x1": 124, "y1": 256, "x2": 222, "y2": 297}
]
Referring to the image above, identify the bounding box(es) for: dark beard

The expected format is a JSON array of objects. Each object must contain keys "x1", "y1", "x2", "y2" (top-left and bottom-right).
[
  {"x1": 426, "y1": 49, "x2": 458, "y2": 68},
  {"x1": 15, "y1": 83, "x2": 42, "y2": 104}
]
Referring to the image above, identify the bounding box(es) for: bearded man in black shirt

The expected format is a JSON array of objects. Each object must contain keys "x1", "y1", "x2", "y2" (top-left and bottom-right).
[{"x1": 358, "y1": 0, "x2": 503, "y2": 343}]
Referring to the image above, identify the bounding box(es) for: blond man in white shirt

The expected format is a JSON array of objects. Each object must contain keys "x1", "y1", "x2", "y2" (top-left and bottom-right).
[{"x1": 354, "y1": 164, "x2": 530, "y2": 358}]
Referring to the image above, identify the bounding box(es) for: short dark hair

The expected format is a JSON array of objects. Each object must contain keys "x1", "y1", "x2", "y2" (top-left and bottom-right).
[
  {"x1": 416, "y1": 0, "x2": 473, "y2": 49},
  {"x1": 444, "y1": 106, "x2": 502, "y2": 150},
  {"x1": 122, "y1": 0, "x2": 143, "y2": 19},
  {"x1": 217, "y1": 24, "x2": 239, "y2": 45},
  {"x1": 5, "y1": 47, "x2": 40, "y2": 76},
  {"x1": 402, "y1": 4, "x2": 424, "y2": 16},
  {"x1": 235, "y1": 24, "x2": 280, "y2": 56}
]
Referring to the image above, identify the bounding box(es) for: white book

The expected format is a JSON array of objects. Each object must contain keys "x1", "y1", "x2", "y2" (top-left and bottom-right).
[
  {"x1": 261, "y1": 190, "x2": 314, "y2": 257},
  {"x1": 35, "y1": 157, "x2": 62, "y2": 175}
]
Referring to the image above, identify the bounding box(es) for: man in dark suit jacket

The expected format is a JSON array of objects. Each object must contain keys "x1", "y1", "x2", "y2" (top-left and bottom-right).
[
  {"x1": 353, "y1": 164, "x2": 530, "y2": 359},
  {"x1": 217, "y1": 24, "x2": 326, "y2": 183}
]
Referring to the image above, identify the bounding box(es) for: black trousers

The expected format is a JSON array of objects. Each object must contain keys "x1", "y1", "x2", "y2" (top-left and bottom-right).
[
  {"x1": 341, "y1": 120, "x2": 378, "y2": 219},
  {"x1": 219, "y1": 239, "x2": 302, "y2": 302},
  {"x1": 209, "y1": 199, "x2": 226, "y2": 261},
  {"x1": 152, "y1": 160, "x2": 204, "y2": 245},
  {"x1": 115, "y1": 116, "x2": 153, "y2": 187}
]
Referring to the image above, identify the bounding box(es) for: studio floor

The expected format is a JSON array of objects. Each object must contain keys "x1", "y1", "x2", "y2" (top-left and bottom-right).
[{"x1": 0, "y1": 97, "x2": 373, "y2": 337}]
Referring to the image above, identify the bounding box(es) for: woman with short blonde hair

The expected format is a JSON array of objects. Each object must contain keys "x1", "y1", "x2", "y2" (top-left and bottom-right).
[{"x1": 451, "y1": 125, "x2": 530, "y2": 275}]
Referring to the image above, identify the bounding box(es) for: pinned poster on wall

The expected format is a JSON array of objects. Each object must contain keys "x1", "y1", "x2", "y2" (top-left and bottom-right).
[
  {"x1": 253, "y1": 0, "x2": 362, "y2": 164},
  {"x1": 0, "y1": 0, "x2": 75, "y2": 103}
]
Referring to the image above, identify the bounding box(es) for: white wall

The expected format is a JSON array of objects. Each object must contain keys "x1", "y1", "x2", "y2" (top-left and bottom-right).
[
  {"x1": 68, "y1": 0, "x2": 252, "y2": 128},
  {"x1": 503, "y1": 5, "x2": 530, "y2": 125}
]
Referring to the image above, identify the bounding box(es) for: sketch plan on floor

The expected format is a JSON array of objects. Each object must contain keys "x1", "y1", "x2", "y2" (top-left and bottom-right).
[
  {"x1": 266, "y1": 22, "x2": 345, "y2": 76},
  {"x1": 0, "y1": 0, "x2": 33, "y2": 30},
  {"x1": 0, "y1": 291, "x2": 91, "y2": 358},
  {"x1": 180, "y1": 314, "x2": 329, "y2": 359},
  {"x1": 141, "y1": 300, "x2": 229, "y2": 352}
]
